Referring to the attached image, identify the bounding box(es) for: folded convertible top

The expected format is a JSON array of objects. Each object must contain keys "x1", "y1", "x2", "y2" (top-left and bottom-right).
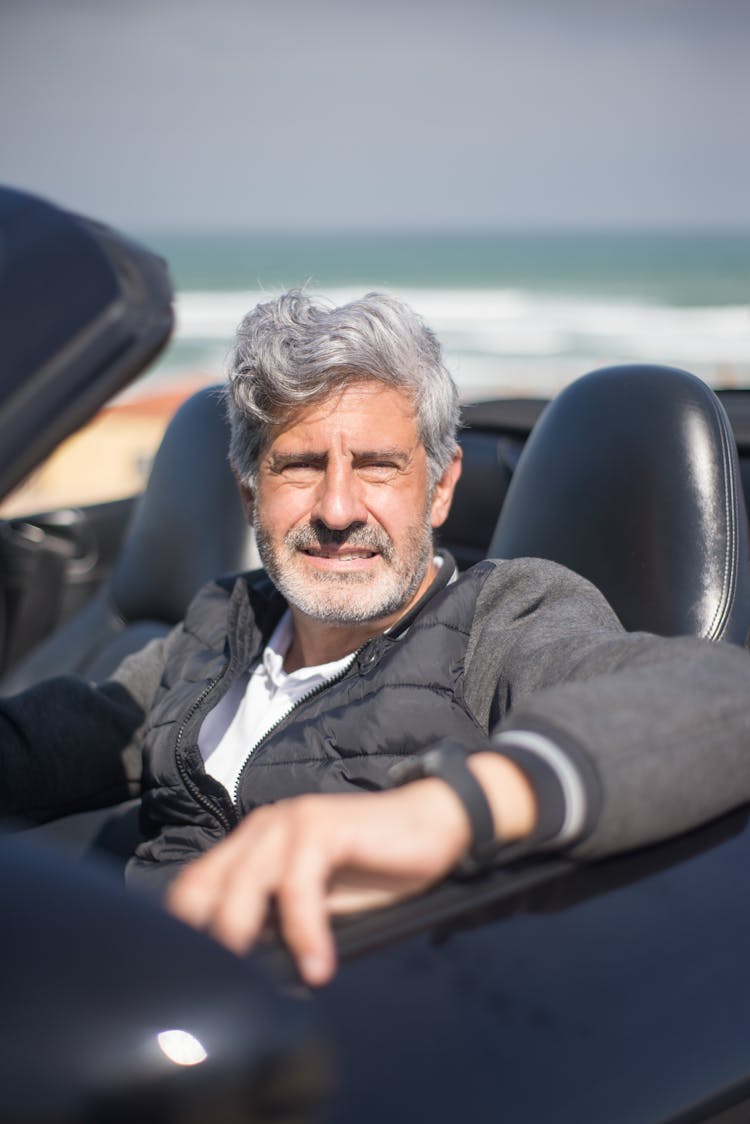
[{"x1": 0, "y1": 186, "x2": 174, "y2": 498}]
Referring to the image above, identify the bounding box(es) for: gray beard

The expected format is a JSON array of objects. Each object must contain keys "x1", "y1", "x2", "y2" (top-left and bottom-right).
[{"x1": 253, "y1": 514, "x2": 434, "y2": 625}]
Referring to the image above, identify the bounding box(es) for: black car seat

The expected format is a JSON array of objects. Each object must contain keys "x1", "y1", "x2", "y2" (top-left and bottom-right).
[
  {"x1": 489, "y1": 364, "x2": 750, "y2": 644},
  {"x1": 1, "y1": 384, "x2": 258, "y2": 693}
]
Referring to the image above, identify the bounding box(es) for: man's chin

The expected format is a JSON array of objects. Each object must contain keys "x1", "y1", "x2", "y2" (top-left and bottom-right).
[{"x1": 276, "y1": 568, "x2": 417, "y2": 626}]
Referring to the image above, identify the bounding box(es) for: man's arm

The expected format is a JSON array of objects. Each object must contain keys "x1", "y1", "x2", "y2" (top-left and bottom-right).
[
  {"x1": 464, "y1": 558, "x2": 750, "y2": 858},
  {"x1": 167, "y1": 751, "x2": 536, "y2": 986},
  {"x1": 0, "y1": 631, "x2": 174, "y2": 825},
  {"x1": 492, "y1": 634, "x2": 750, "y2": 858}
]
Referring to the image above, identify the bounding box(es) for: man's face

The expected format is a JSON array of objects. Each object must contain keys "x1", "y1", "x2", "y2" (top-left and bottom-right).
[{"x1": 245, "y1": 380, "x2": 460, "y2": 629}]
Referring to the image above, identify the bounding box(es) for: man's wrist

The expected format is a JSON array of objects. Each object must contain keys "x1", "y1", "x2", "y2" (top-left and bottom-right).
[
  {"x1": 389, "y1": 742, "x2": 538, "y2": 875},
  {"x1": 465, "y1": 751, "x2": 538, "y2": 842},
  {"x1": 390, "y1": 742, "x2": 496, "y2": 861}
]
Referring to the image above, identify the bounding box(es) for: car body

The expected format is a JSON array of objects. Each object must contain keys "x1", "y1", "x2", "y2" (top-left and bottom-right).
[{"x1": 2, "y1": 186, "x2": 750, "y2": 1124}]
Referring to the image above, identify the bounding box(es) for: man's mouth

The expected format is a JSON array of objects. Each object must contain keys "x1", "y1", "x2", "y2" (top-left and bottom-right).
[
  {"x1": 301, "y1": 547, "x2": 379, "y2": 561},
  {"x1": 286, "y1": 523, "x2": 394, "y2": 565}
]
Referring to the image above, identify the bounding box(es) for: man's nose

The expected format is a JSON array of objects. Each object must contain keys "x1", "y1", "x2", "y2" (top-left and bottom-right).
[{"x1": 312, "y1": 462, "x2": 368, "y2": 529}]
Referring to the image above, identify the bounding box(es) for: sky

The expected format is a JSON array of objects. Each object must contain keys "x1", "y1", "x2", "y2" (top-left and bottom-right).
[{"x1": 1, "y1": 0, "x2": 749, "y2": 234}]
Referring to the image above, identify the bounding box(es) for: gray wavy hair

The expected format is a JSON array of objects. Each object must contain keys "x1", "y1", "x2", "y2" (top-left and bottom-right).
[{"x1": 225, "y1": 289, "x2": 460, "y2": 487}]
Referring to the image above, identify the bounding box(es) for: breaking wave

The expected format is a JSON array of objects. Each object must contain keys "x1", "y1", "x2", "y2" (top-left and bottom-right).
[{"x1": 149, "y1": 286, "x2": 750, "y2": 398}]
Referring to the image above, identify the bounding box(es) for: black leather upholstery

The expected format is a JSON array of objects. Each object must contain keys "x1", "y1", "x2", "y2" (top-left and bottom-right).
[
  {"x1": 489, "y1": 364, "x2": 750, "y2": 643},
  {"x1": 1, "y1": 385, "x2": 257, "y2": 692},
  {"x1": 111, "y1": 385, "x2": 253, "y2": 625}
]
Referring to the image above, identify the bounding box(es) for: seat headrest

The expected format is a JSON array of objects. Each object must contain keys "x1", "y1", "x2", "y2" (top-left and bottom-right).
[
  {"x1": 111, "y1": 385, "x2": 254, "y2": 624},
  {"x1": 489, "y1": 364, "x2": 750, "y2": 642}
]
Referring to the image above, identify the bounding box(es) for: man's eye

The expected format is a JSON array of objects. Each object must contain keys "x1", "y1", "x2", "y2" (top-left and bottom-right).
[
  {"x1": 359, "y1": 462, "x2": 398, "y2": 480},
  {"x1": 281, "y1": 463, "x2": 320, "y2": 480}
]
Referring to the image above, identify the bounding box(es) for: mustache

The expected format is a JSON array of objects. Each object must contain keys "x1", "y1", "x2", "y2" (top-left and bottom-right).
[{"x1": 285, "y1": 521, "x2": 394, "y2": 560}]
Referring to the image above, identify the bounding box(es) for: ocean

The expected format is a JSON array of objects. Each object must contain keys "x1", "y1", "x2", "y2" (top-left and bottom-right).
[{"x1": 140, "y1": 231, "x2": 750, "y2": 401}]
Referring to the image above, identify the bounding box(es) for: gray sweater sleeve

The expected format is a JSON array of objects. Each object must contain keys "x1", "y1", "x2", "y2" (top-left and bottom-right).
[{"x1": 464, "y1": 558, "x2": 750, "y2": 859}]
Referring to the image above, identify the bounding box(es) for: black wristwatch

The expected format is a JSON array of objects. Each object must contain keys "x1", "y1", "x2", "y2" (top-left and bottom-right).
[{"x1": 389, "y1": 741, "x2": 499, "y2": 876}]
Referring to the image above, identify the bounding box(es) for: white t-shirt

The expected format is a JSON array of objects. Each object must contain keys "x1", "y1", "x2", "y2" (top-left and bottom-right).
[{"x1": 198, "y1": 609, "x2": 356, "y2": 798}]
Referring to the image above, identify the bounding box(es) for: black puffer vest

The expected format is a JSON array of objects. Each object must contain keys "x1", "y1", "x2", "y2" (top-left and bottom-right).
[{"x1": 129, "y1": 556, "x2": 495, "y2": 886}]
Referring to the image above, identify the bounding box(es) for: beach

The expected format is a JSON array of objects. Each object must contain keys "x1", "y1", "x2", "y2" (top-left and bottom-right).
[{"x1": 0, "y1": 381, "x2": 211, "y2": 519}]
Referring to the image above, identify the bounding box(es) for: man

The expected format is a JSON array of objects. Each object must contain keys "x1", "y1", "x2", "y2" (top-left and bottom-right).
[{"x1": 4, "y1": 289, "x2": 750, "y2": 986}]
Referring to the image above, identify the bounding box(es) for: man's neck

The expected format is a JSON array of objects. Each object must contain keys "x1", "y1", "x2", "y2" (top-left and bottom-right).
[
  {"x1": 282, "y1": 618, "x2": 384, "y2": 673},
  {"x1": 283, "y1": 557, "x2": 440, "y2": 673}
]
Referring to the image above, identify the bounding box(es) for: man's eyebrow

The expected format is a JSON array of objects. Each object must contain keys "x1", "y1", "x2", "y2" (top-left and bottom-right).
[
  {"x1": 266, "y1": 451, "x2": 327, "y2": 470},
  {"x1": 266, "y1": 447, "x2": 412, "y2": 470},
  {"x1": 352, "y1": 447, "x2": 411, "y2": 464}
]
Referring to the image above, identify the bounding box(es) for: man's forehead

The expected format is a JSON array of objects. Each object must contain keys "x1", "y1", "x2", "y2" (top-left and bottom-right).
[{"x1": 264, "y1": 380, "x2": 421, "y2": 450}]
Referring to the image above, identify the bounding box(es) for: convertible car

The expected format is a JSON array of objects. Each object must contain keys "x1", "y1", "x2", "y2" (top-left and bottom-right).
[{"x1": 2, "y1": 185, "x2": 750, "y2": 1124}]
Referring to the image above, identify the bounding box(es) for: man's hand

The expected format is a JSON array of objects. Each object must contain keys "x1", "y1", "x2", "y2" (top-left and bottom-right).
[{"x1": 166, "y1": 753, "x2": 536, "y2": 986}]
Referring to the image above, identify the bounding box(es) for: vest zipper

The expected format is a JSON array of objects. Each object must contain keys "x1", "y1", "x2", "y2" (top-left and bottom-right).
[
  {"x1": 175, "y1": 671, "x2": 238, "y2": 832},
  {"x1": 232, "y1": 647, "x2": 366, "y2": 809}
]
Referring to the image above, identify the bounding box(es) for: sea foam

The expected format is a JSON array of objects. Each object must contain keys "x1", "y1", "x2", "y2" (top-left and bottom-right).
[{"x1": 151, "y1": 286, "x2": 750, "y2": 398}]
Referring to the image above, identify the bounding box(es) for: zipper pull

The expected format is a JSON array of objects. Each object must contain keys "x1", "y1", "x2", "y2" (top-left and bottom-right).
[{"x1": 356, "y1": 638, "x2": 385, "y2": 672}]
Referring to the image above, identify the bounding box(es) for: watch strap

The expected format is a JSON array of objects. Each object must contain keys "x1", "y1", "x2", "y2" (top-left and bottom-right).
[{"x1": 389, "y1": 741, "x2": 498, "y2": 876}]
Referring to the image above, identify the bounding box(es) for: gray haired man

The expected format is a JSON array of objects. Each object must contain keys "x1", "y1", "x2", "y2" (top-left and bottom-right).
[
  {"x1": 164, "y1": 289, "x2": 750, "y2": 983},
  {"x1": 4, "y1": 289, "x2": 750, "y2": 986}
]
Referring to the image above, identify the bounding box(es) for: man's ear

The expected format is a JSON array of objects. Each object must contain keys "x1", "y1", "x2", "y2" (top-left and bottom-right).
[
  {"x1": 232, "y1": 469, "x2": 254, "y2": 524},
  {"x1": 430, "y1": 448, "x2": 462, "y2": 529}
]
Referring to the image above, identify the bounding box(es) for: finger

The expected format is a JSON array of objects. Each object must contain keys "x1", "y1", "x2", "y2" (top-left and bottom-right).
[
  {"x1": 276, "y1": 843, "x2": 338, "y2": 986},
  {"x1": 166, "y1": 837, "x2": 241, "y2": 928},
  {"x1": 207, "y1": 856, "x2": 281, "y2": 955},
  {"x1": 167, "y1": 809, "x2": 281, "y2": 949},
  {"x1": 205, "y1": 812, "x2": 293, "y2": 954}
]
